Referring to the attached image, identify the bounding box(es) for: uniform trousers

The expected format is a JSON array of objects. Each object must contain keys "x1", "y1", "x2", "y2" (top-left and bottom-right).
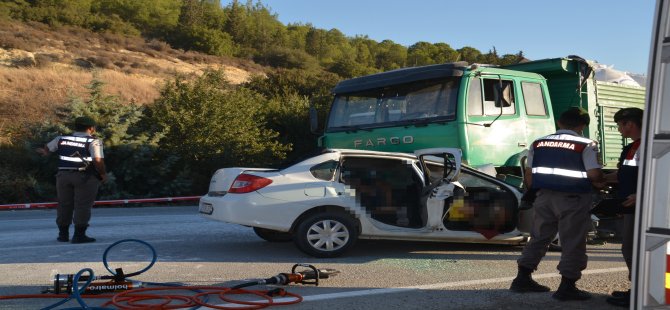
[
  {"x1": 622, "y1": 214, "x2": 634, "y2": 279},
  {"x1": 517, "y1": 189, "x2": 592, "y2": 279},
  {"x1": 56, "y1": 170, "x2": 100, "y2": 227}
]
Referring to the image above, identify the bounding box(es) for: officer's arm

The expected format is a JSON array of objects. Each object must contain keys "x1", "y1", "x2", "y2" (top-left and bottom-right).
[
  {"x1": 35, "y1": 145, "x2": 49, "y2": 156},
  {"x1": 603, "y1": 171, "x2": 618, "y2": 183},
  {"x1": 93, "y1": 157, "x2": 107, "y2": 183},
  {"x1": 587, "y1": 168, "x2": 606, "y2": 189},
  {"x1": 523, "y1": 167, "x2": 532, "y2": 189},
  {"x1": 37, "y1": 137, "x2": 58, "y2": 156}
]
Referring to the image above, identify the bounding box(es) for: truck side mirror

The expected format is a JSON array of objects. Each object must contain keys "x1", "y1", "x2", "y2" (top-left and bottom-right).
[
  {"x1": 494, "y1": 82, "x2": 512, "y2": 108},
  {"x1": 309, "y1": 106, "x2": 319, "y2": 134}
]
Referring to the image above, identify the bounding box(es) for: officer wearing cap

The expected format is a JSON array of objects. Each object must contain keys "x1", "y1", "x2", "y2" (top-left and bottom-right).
[
  {"x1": 37, "y1": 116, "x2": 107, "y2": 243},
  {"x1": 510, "y1": 107, "x2": 606, "y2": 301},
  {"x1": 605, "y1": 107, "x2": 644, "y2": 308}
]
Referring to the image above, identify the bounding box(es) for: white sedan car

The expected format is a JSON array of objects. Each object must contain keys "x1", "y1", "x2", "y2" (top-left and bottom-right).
[{"x1": 199, "y1": 148, "x2": 534, "y2": 257}]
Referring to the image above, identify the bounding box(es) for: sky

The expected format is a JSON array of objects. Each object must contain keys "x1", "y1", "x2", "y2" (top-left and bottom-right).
[{"x1": 224, "y1": 0, "x2": 656, "y2": 75}]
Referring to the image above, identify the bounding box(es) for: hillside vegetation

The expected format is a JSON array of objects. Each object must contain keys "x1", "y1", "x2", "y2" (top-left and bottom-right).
[
  {"x1": 0, "y1": 18, "x2": 260, "y2": 135},
  {"x1": 0, "y1": 0, "x2": 527, "y2": 204}
]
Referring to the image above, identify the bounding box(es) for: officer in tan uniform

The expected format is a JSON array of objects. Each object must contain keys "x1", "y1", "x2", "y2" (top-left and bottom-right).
[
  {"x1": 38, "y1": 116, "x2": 107, "y2": 243},
  {"x1": 509, "y1": 107, "x2": 605, "y2": 301}
]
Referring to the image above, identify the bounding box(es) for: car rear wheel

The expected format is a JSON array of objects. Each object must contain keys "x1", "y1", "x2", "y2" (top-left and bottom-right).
[
  {"x1": 293, "y1": 212, "x2": 358, "y2": 258},
  {"x1": 253, "y1": 227, "x2": 293, "y2": 242}
]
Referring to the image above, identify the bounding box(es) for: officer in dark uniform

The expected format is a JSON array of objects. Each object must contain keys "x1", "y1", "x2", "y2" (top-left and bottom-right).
[
  {"x1": 38, "y1": 116, "x2": 107, "y2": 243},
  {"x1": 510, "y1": 107, "x2": 606, "y2": 301},
  {"x1": 605, "y1": 107, "x2": 643, "y2": 308}
]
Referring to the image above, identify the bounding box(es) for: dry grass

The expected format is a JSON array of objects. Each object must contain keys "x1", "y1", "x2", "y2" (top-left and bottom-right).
[
  {"x1": 0, "y1": 19, "x2": 268, "y2": 143},
  {"x1": 0, "y1": 66, "x2": 160, "y2": 127}
]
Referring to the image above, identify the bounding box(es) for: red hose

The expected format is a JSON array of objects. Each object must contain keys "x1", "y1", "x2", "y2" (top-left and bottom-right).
[{"x1": 1, "y1": 286, "x2": 303, "y2": 309}]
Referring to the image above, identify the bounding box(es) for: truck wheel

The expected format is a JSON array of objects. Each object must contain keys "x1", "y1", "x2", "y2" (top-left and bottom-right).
[
  {"x1": 253, "y1": 227, "x2": 292, "y2": 242},
  {"x1": 293, "y1": 212, "x2": 358, "y2": 258}
]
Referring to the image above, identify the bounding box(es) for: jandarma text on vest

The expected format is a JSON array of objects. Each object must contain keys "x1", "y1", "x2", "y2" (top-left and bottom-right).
[
  {"x1": 535, "y1": 140, "x2": 582, "y2": 151},
  {"x1": 59, "y1": 140, "x2": 86, "y2": 148}
]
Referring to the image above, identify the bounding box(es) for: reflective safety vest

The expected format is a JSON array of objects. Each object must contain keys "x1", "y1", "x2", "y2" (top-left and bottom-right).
[
  {"x1": 530, "y1": 133, "x2": 593, "y2": 193},
  {"x1": 57, "y1": 135, "x2": 94, "y2": 170},
  {"x1": 617, "y1": 140, "x2": 641, "y2": 199}
]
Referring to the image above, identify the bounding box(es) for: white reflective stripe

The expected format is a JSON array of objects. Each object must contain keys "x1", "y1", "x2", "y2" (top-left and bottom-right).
[
  {"x1": 59, "y1": 156, "x2": 92, "y2": 162},
  {"x1": 623, "y1": 159, "x2": 638, "y2": 167},
  {"x1": 543, "y1": 134, "x2": 593, "y2": 144},
  {"x1": 61, "y1": 136, "x2": 93, "y2": 142},
  {"x1": 532, "y1": 167, "x2": 588, "y2": 178}
]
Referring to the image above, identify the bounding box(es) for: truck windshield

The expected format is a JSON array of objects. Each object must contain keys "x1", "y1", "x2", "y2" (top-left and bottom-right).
[{"x1": 326, "y1": 77, "x2": 460, "y2": 132}]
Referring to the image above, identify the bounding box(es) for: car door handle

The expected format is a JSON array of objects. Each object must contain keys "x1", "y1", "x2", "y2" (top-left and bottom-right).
[
  {"x1": 337, "y1": 192, "x2": 343, "y2": 195},
  {"x1": 518, "y1": 142, "x2": 527, "y2": 147}
]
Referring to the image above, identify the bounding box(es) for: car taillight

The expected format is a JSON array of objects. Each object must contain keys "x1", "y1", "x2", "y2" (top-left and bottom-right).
[{"x1": 228, "y1": 174, "x2": 273, "y2": 193}]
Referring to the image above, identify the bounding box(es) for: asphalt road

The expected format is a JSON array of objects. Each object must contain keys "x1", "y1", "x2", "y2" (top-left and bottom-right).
[{"x1": 0, "y1": 206, "x2": 629, "y2": 309}]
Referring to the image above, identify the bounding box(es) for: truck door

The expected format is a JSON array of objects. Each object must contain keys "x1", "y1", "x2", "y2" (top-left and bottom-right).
[
  {"x1": 465, "y1": 76, "x2": 529, "y2": 167},
  {"x1": 519, "y1": 80, "x2": 553, "y2": 147}
]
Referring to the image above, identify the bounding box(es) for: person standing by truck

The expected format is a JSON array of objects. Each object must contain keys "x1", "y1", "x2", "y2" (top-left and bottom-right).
[
  {"x1": 510, "y1": 107, "x2": 606, "y2": 301},
  {"x1": 37, "y1": 116, "x2": 107, "y2": 244},
  {"x1": 604, "y1": 107, "x2": 644, "y2": 308}
]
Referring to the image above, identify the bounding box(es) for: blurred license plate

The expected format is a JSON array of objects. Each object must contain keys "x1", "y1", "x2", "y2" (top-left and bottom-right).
[{"x1": 199, "y1": 203, "x2": 213, "y2": 215}]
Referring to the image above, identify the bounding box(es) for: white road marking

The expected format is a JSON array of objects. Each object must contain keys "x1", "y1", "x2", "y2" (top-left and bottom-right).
[
  {"x1": 207, "y1": 267, "x2": 628, "y2": 308},
  {"x1": 0, "y1": 239, "x2": 185, "y2": 251}
]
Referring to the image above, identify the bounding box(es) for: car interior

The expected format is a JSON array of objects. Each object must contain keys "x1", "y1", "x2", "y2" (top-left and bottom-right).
[
  {"x1": 340, "y1": 156, "x2": 518, "y2": 235},
  {"x1": 444, "y1": 171, "x2": 518, "y2": 235},
  {"x1": 340, "y1": 157, "x2": 424, "y2": 228}
]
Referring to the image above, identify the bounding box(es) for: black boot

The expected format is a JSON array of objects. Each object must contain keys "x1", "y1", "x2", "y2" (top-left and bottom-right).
[
  {"x1": 510, "y1": 266, "x2": 550, "y2": 292},
  {"x1": 552, "y1": 277, "x2": 591, "y2": 301},
  {"x1": 606, "y1": 289, "x2": 630, "y2": 307},
  {"x1": 57, "y1": 226, "x2": 69, "y2": 242},
  {"x1": 71, "y1": 225, "x2": 96, "y2": 244}
]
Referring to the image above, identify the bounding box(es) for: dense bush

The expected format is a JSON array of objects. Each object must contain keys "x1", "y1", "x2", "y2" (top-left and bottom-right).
[{"x1": 147, "y1": 69, "x2": 291, "y2": 191}]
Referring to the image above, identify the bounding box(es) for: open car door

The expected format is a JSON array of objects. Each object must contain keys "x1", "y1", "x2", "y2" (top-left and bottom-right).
[{"x1": 414, "y1": 148, "x2": 463, "y2": 230}]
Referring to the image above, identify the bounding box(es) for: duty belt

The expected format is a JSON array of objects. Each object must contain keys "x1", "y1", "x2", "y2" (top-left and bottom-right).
[{"x1": 58, "y1": 168, "x2": 87, "y2": 171}]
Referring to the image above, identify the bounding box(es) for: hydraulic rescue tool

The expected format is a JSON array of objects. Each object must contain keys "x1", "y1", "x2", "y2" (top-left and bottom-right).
[
  {"x1": 232, "y1": 263, "x2": 340, "y2": 289},
  {"x1": 51, "y1": 268, "x2": 144, "y2": 294}
]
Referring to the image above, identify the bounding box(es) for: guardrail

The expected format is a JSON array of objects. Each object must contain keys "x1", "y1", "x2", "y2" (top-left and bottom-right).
[{"x1": 0, "y1": 196, "x2": 202, "y2": 210}]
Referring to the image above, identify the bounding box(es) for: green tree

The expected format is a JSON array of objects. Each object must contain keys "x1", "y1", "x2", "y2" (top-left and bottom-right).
[
  {"x1": 149, "y1": 69, "x2": 291, "y2": 190},
  {"x1": 244, "y1": 68, "x2": 338, "y2": 101},
  {"x1": 499, "y1": 53, "x2": 522, "y2": 66},
  {"x1": 351, "y1": 37, "x2": 372, "y2": 65},
  {"x1": 375, "y1": 40, "x2": 407, "y2": 70},
  {"x1": 284, "y1": 23, "x2": 311, "y2": 50},
  {"x1": 168, "y1": 0, "x2": 234, "y2": 55},
  {"x1": 456, "y1": 46, "x2": 482, "y2": 63},
  {"x1": 223, "y1": 0, "x2": 248, "y2": 45},
  {"x1": 433, "y1": 43, "x2": 459, "y2": 63},
  {"x1": 178, "y1": 25, "x2": 236, "y2": 56},
  {"x1": 329, "y1": 54, "x2": 368, "y2": 78},
  {"x1": 305, "y1": 26, "x2": 326, "y2": 60},
  {"x1": 407, "y1": 41, "x2": 437, "y2": 66},
  {"x1": 22, "y1": 0, "x2": 93, "y2": 27},
  {"x1": 254, "y1": 46, "x2": 318, "y2": 70},
  {"x1": 243, "y1": 68, "x2": 339, "y2": 162},
  {"x1": 93, "y1": 0, "x2": 181, "y2": 38},
  {"x1": 479, "y1": 46, "x2": 500, "y2": 64}
]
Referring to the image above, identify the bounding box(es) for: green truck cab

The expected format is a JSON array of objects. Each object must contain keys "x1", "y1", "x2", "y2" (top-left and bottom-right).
[{"x1": 316, "y1": 56, "x2": 645, "y2": 176}]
